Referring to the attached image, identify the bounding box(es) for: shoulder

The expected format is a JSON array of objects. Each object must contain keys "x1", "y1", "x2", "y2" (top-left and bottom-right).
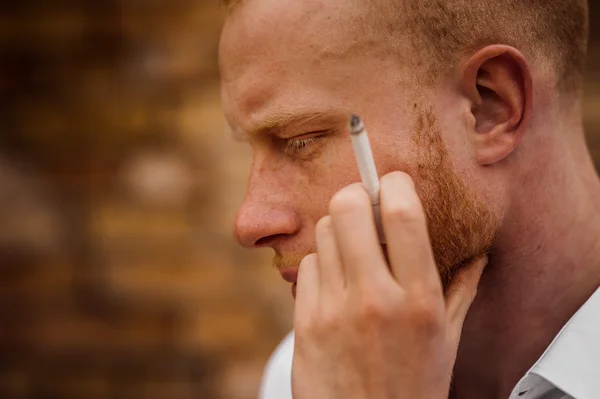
[{"x1": 259, "y1": 331, "x2": 295, "y2": 399}]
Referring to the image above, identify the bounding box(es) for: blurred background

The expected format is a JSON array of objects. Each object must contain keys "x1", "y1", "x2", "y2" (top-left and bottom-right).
[{"x1": 0, "y1": 1, "x2": 598, "y2": 398}]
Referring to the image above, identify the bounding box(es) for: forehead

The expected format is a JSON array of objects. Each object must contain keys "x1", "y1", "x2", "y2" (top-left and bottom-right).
[
  {"x1": 220, "y1": 0, "x2": 369, "y2": 70},
  {"x1": 219, "y1": 0, "x2": 411, "y2": 134}
]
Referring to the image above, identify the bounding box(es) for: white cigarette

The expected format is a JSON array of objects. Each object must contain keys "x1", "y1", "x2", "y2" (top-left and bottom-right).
[{"x1": 349, "y1": 114, "x2": 386, "y2": 244}]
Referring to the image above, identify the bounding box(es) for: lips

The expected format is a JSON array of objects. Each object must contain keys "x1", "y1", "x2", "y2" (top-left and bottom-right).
[
  {"x1": 279, "y1": 268, "x2": 299, "y2": 299},
  {"x1": 279, "y1": 267, "x2": 298, "y2": 283}
]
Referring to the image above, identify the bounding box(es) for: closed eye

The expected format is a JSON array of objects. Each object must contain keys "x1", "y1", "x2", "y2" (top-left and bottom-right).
[{"x1": 284, "y1": 136, "x2": 319, "y2": 155}]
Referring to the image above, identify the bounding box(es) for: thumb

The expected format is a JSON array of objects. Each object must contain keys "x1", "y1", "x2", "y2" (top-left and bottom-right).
[{"x1": 445, "y1": 256, "x2": 488, "y2": 338}]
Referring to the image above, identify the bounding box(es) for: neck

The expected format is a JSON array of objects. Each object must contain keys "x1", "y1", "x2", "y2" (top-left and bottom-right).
[{"x1": 452, "y1": 130, "x2": 600, "y2": 398}]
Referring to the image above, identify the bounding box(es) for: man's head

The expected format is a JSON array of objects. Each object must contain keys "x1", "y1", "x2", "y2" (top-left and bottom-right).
[{"x1": 219, "y1": 0, "x2": 589, "y2": 288}]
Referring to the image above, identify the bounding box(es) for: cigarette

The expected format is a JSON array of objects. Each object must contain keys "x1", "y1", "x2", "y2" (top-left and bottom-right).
[{"x1": 349, "y1": 114, "x2": 386, "y2": 244}]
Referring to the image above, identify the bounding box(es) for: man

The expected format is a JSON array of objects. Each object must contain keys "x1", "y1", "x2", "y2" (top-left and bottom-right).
[{"x1": 219, "y1": 0, "x2": 600, "y2": 398}]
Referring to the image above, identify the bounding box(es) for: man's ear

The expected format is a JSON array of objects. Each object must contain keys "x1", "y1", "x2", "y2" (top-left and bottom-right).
[{"x1": 459, "y1": 45, "x2": 533, "y2": 165}]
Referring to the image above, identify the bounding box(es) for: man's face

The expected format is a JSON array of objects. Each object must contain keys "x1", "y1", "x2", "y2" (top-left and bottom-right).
[{"x1": 220, "y1": 0, "x2": 497, "y2": 289}]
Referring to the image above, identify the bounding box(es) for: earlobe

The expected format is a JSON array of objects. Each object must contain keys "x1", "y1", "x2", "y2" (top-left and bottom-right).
[{"x1": 460, "y1": 46, "x2": 533, "y2": 166}]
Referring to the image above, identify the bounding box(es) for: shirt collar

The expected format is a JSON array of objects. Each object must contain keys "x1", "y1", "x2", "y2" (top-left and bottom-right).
[{"x1": 517, "y1": 287, "x2": 600, "y2": 398}]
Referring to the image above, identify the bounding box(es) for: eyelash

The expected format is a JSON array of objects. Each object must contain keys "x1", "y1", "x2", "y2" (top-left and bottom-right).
[{"x1": 284, "y1": 136, "x2": 320, "y2": 156}]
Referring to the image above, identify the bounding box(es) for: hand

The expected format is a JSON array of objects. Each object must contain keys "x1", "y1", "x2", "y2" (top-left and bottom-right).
[{"x1": 291, "y1": 171, "x2": 488, "y2": 399}]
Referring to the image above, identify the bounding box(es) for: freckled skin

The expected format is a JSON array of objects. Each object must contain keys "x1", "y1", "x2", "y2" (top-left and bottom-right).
[
  {"x1": 220, "y1": 0, "x2": 497, "y2": 283},
  {"x1": 220, "y1": 0, "x2": 600, "y2": 397}
]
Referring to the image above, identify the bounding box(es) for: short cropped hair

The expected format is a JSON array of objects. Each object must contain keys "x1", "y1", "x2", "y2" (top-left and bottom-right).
[{"x1": 222, "y1": 0, "x2": 589, "y2": 93}]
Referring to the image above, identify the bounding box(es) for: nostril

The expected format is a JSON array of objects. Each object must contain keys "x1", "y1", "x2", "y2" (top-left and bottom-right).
[
  {"x1": 255, "y1": 234, "x2": 287, "y2": 248},
  {"x1": 255, "y1": 237, "x2": 270, "y2": 247}
]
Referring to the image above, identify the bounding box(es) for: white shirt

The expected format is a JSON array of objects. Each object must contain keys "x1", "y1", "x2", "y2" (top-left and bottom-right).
[
  {"x1": 259, "y1": 288, "x2": 600, "y2": 399},
  {"x1": 259, "y1": 330, "x2": 295, "y2": 399}
]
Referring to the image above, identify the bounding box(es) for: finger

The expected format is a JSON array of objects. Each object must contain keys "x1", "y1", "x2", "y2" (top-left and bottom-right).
[
  {"x1": 379, "y1": 171, "x2": 439, "y2": 288},
  {"x1": 329, "y1": 183, "x2": 388, "y2": 287},
  {"x1": 446, "y1": 256, "x2": 488, "y2": 341},
  {"x1": 294, "y1": 254, "x2": 321, "y2": 325},
  {"x1": 315, "y1": 216, "x2": 345, "y2": 294}
]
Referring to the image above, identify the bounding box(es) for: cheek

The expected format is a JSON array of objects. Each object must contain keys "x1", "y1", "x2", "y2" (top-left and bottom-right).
[
  {"x1": 370, "y1": 138, "x2": 419, "y2": 178},
  {"x1": 318, "y1": 141, "x2": 362, "y2": 185},
  {"x1": 297, "y1": 140, "x2": 363, "y2": 217}
]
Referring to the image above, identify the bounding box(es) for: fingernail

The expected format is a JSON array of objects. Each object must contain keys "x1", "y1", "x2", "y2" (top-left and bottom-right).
[{"x1": 481, "y1": 255, "x2": 489, "y2": 267}]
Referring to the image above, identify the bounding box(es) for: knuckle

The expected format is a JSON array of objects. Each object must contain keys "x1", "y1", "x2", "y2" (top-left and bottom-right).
[
  {"x1": 319, "y1": 307, "x2": 343, "y2": 333},
  {"x1": 294, "y1": 313, "x2": 317, "y2": 337},
  {"x1": 407, "y1": 294, "x2": 444, "y2": 333},
  {"x1": 329, "y1": 184, "x2": 370, "y2": 216},
  {"x1": 382, "y1": 192, "x2": 424, "y2": 224},
  {"x1": 297, "y1": 307, "x2": 342, "y2": 339},
  {"x1": 355, "y1": 296, "x2": 394, "y2": 327}
]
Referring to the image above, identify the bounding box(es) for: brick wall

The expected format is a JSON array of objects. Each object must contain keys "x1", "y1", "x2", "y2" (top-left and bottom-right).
[
  {"x1": 0, "y1": 2, "x2": 599, "y2": 399},
  {"x1": 0, "y1": 2, "x2": 291, "y2": 398}
]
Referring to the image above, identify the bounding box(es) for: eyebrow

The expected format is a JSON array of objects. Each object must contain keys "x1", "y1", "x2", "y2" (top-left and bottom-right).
[{"x1": 230, "y1": 110, "x2": 339, "y2": 142}]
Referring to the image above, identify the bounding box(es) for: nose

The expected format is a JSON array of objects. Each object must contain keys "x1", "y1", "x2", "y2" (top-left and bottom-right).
[
  {"x1": 234, "y1": 196, "x2": 300, "y2": 248},
  {"x1": 233, "y1": 159, "x2": 302, "y2": 248}
]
